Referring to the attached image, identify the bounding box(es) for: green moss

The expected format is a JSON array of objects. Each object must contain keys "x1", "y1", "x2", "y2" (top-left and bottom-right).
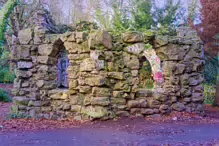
[
  {"x1": 144, "y1": 30, "x2": 154, "y2": 37},
  {"x1": 145, "y1": 43, "x2": 152, "y2": 49}
]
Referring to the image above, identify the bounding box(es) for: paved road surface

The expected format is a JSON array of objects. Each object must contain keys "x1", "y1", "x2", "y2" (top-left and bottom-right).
[{"x1": 1, "y1": 123, "x2": 219, "y2": 146}]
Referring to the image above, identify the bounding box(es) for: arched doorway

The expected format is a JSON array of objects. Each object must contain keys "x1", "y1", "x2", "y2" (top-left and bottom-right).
[
  {"x1": 139, "y1": 56, "x2": 154, "y2": 89},
  {"x1": 143, "y1": 49, "x2": 164, "y2": 86}
]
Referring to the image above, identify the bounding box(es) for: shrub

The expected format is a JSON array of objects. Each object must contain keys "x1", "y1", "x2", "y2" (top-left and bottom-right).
[
  {"x1": 145, "y1": 79, "x2": 154, "y2": 89},
  {"x1": 0, "y1": 88, "x2": 11, "y2": 102},
  {"x1": 0, "y1": 69, "x2": 15, "y2": 83},
  {"x1": 204, "y1": 54, "x2": 218, "y2": 85},
  {"x1": 204, "y1": 84, "x2": 216, "y2": 105}
]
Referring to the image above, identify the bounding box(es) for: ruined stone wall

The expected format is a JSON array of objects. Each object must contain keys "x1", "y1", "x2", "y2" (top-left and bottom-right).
[{"x1": 12, "y1": 26, "x2": 205, "y2": 120}]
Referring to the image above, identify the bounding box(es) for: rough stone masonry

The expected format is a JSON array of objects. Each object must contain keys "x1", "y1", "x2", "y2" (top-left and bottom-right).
[{"x1": 11, "y1": 17, "x2": 205, "y2": 120}]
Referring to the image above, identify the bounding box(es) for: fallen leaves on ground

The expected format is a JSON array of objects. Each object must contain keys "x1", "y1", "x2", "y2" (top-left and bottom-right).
[{"x1": 0, "y1": 118, "x2": 89, "y2": 133}]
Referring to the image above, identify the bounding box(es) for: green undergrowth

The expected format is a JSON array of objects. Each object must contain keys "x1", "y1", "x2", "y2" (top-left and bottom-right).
[
  {"x1": 7, "y1": 105, "x2": 31, "y2": 119},
  {"x1": 203, "y1": 54, "x2": 218, "y2": 105},
  {"x1": 204, "y1": 84, "x2": 216, "y2": 105},
  {"x1": 0, "y1": 68, "x2": 15, "y2": 83},
  {"x1": 0, "y1": 88, "x2": 11, "y2": 102}
]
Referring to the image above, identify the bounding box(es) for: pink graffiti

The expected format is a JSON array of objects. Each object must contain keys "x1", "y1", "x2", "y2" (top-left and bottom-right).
[{"x1": 154, "y1": 72, "x2": 164, "y2": 83}]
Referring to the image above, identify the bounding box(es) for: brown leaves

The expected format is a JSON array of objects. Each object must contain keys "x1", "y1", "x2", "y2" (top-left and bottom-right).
[{"x1": 0, "y1": 118, "x2": 87, "y2": 133}]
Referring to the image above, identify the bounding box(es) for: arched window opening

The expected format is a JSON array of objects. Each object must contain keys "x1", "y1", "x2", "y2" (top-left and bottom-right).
[{"x1": 139, "y1": 56, "x2": 154, "y2": 89}]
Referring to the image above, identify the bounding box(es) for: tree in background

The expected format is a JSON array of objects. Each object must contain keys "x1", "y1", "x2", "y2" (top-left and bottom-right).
[
  {"x1": 188, "y1": 0, "x2": 219, "y2": 106},
  {"x1": 189, "y1": 0, "x2": 219, "y2": 57},
  {"x1": 131, "y1": 0, "x2": 154, "y2": 30},
  {"x1": 0, "y1": 0, "x2": 17, "y2": 46},
  {"x1": 152, "y1": 0, "x2": 181, "y2": 27},
  {"x1": 0, "y1": 0, "x2": 18, "y2": 84},
  {"x1": 95, "y1": 0, "x2": 183, "y2": 34}
]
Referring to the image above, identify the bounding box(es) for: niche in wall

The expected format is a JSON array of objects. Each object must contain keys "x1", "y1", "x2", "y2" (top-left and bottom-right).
[{"x1": 57, "y1": 48, "x2": 70, "y2": 88}]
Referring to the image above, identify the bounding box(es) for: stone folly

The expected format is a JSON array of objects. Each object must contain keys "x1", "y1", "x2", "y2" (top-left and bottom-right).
[{"x1": 11, "y1": 26, "x2": 205, "y2": 120}]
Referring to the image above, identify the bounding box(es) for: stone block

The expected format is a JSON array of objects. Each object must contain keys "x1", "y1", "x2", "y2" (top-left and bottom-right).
[
  {"x1": 148, "y1": 99, "x2": 161, "y2": 108},
  {"x1": 125, "y1": 43, "x2": 145, "y2": 55},
  {"x1": 88, "y1": 31, "x2": 112, "y2": 49},
  {"x1": 15, "y1": 45, "x2": 31, "y2": 59},
  {"x1": 130, "y1": 108, "x2": 141, "y2": 115},
  {"x1": 111, "y1": 98, "x2": 126, "y2": 105},
  {"x1": 63, "y1": 103, "x2": 71, "y2": 111},
  {"x1": 112, "y1": 91, "x2": 130, "y2": 99},
  {"x1": 81, "y1": 106, "x2": 108, "y2": 118},
  {"x1": 16, "y1": 70, "x2": 32, "y2": 79},
  {"x1": 191, "y1": 93, "x2": 204, "y2": 102},
  {"x1": 38, "y1": 65, "x2": 49, "y2": 72},
  {"x1": 123, "y1": 52, "x2": 139, "y2": 69},
  {"x1": 92, "y1": 87, "x2": 111, "y2": 97},
  {"x1": 38, "y1": 44, "x2": 58, "y2": 56},
  {"x1": 138, "y1": 99, "x2": 148, "y2": 108},
  {"x1": 127, "y1": 100, "x2": 139, "y2": 108},
  {"x1": 141, "y1": 109, "x2": 154, "y2": 115},
  {"x1": 67, "y1": 33, "x2": 76, "y2": 42},
  {"x1": 131, "y1": 70, "x2": 138, "y2": 77},
  {"x1": 68, "y1": 54, "x2": 89, "y2": 60},
  {"x1": 18, "y1": 61, "x2": 33, "y2": 69},
  {"x1": 107, "y1": 72, "x2": 124, "y2": 80},
  {"x1": 114, "y1": 81, "x2": 130, "y2": 91},
  {"x1": 135, "y1": 89, "x2": 153, "y2": 97},
  {"x1": 91, "y1": 97, "x2": 110, "y2": 106},
  {"x1": 172, "y1": 102, "x2": 185, "y2": 111},
  {"x1": 180, "y1": 86, "x2": 192, "y2": 97},
  {"x1": 14, "y1": 96, "x2": 30, "y2": 105},
  {"x1": 69, "y1": 80, "x2": 78, "y2": 89},
  {"x1": 71, "y1": 105, "x2": 82, "y2": 112},
  {"x1": 85, "y1": 76, "x2": 107, "y2": 86},
  {"x1": 122, "y1": 32, "x2": 144, "y2": 43},
  {"x1": 159, "y1": 104, "x2": 169, "y2": 113},
  {"x1": 49, "y1": 89, "x2": 69, "y2": 100},
  {"x1": 78, "y1": 86, "x2": 91, "y2": 93},
  {"x1": 157, "y1": 44, "x2": 190, "y2": 61},
  {"x1": 80, "y1": 58, "x2": 96, "y2": 71},
  {"x1": 75, "y1": 32, "x2": 86, "y2": 39},
  {"x1": 115, "y1": 111, "x2": 129, "y2": 117},
  {"x1": 18, "y1": 28, "x2": 33, "y2": 44},
  {"x1": 154, "y1": 35, "x2": 168, "y2": 48},
  {"x1": 37, "y1": 56, "x2": 57, "y2": 65},
  {"x1": 41, "y1": 107, "x2": 52, "y2": 112}
]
